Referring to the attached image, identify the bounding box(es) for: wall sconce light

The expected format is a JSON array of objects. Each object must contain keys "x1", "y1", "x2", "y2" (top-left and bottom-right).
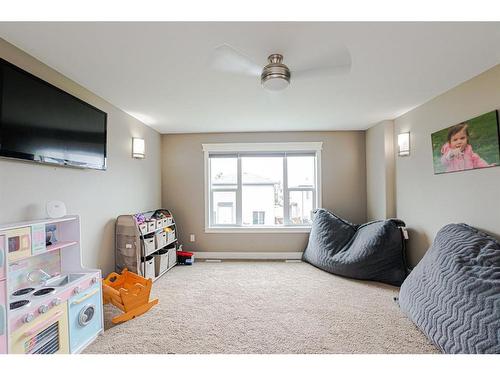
[
  {"x1": 132, "y1": 137, "x2": 145, "y2": 159},
  {"x1": 397, "y1": 132, "x2": 410, "y2": 156}
]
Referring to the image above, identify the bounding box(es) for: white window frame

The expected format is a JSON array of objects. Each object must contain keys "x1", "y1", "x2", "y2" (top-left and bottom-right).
[{"x1": 203, "y1": 142, "x2": 322, "y2": 233}]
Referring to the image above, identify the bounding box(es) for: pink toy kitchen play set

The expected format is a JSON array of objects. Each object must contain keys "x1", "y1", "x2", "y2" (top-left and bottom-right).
[{"x1": 0, "y1": 215, "x2": 103, "y2": 354}]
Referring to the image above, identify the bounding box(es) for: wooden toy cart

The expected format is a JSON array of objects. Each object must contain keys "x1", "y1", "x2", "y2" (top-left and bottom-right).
[{"x1": 102, "y1": 269, "x2": 159, "y2": 324}]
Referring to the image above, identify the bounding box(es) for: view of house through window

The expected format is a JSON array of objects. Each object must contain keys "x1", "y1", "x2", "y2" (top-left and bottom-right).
[
  {"x1": 252, "y1": 211, "x2": 265, "y2": 225},
  {"x1": 207, "y1": 145, "x2": 320, "y2": 229}
]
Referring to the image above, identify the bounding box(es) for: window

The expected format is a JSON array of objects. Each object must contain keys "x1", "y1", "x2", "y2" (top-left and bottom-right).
[
  {"x1": 203, "y1": 142, "x2": 322, "y2": 232},
  {"x1": 216, "y1": 201, "x2": 235, "y2": 224},
  {"x1": 252, "y1": 211, "x2": 265, "y2": 225}
]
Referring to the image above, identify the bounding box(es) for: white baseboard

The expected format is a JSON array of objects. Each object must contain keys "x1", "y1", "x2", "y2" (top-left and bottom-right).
[{"x1": 193, "y1": 252, "x2": 303, "y2": 260}]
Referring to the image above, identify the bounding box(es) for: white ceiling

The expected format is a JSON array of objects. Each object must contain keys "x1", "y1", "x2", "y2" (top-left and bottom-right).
[{"x1": 1, "y1": 22, "x2": 500, "y2": 134}]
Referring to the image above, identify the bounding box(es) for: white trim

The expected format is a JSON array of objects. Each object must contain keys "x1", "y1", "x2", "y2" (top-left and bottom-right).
[
  {"x1": 317, "y1": 150, "x2": 323, "y2": 208},
  {"x1": 236, "y1": 155, "x2": 242, "y2": 225},
  {"x1": 204, "y1": 149, "x2": 210, "y2": 231},
  {"x1": 283, "y1": 155, "x2": 290, "y2": 225},
  {"x1": 202, "y1": 142, "x2": 323, "y2": 153},
  {"x1": 194, "y1": 251, "x2": 303, "y2": 260},
  {"x1": 205, "y1": 226, "x2": 311, "y2": 233}
]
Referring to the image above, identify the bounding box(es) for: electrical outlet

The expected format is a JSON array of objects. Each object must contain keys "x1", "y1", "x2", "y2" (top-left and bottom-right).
[{"x1": 190, "y1": 234, "x2": 195, "y2": 242}]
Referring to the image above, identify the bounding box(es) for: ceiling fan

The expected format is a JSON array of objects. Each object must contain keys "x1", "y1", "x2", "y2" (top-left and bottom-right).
[{"x1": 210, "y1": 44, "x2": 352, "y2": 91}]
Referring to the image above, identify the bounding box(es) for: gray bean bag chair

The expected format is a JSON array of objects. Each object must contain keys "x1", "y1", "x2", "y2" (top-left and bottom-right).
[
  {"x1": 302, "y1": 209, "x2": 408, "y2": 286},
  {"x1": 399, "y1": 223, "x2": 500, "y2": 354}
]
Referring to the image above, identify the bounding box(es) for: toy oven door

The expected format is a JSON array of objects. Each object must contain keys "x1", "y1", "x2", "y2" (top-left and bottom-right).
[
  {"x1": 10, "y1": 303, "x2": 69, "y2": 354},
  {"x1": 6, "y1": 227, "x2": 32, "y2": 262}
]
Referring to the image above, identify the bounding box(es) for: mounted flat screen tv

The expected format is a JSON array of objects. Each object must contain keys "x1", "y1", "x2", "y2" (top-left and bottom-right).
[{"x1": 0, "y1": 58, "x2": 107, "y2": 170}]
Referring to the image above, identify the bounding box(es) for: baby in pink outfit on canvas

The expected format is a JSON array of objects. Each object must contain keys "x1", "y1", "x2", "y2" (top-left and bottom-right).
[{"x1": 440, "y1": 123, "x2": 491, "y2": 172}]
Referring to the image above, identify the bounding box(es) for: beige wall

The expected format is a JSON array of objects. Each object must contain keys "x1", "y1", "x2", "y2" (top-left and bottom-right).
[
  {"x1": 0, "y1": 39, "x2": 162, "y2": 274},
  {"x1": 162, "y1": 131, "x2": 367, "y2": 254},
  {"x1": 366, "y1": 120, "x2": 395, "y2": 221},
  {"x1": 394, "y1": 64, "x2": 500, "y2": 266}
]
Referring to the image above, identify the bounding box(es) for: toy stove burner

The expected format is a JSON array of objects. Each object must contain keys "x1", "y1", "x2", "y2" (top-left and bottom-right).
[
  {"x1": 10, "y1": 300, "x2": 31, "y2": 310},
  {"x1": 12, "y1": 287, "x2": 35, "y2": 297},
  {"x1": 33, "y1": 287, "x2": 56, "y2": 297}
]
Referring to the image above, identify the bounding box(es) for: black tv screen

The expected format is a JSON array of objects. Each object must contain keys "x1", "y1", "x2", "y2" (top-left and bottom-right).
[{"x1": 0, "y1": 58, "x2": 107, "y2": 170}]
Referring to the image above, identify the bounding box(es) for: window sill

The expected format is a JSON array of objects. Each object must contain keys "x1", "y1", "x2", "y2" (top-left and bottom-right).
[{"x1": 205, "y1": 226, "x2": 311, "y2": 234}]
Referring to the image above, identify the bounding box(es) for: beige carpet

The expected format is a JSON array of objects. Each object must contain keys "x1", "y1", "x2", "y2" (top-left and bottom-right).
[{"x1": 84, "y1": 261, "x2": 439, "y2": 354}]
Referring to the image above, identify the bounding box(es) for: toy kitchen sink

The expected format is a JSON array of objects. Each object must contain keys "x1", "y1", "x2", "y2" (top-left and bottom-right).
[{"x1": 0, "y1": 215, "x2": 103, "y2": 354}]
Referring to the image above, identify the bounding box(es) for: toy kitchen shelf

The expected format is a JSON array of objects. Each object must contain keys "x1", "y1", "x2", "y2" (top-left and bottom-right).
[
  {"x1": 115, "y1": 209, "x2": 178, "y2": 282},
  {"x1": 0, "y1": 215, "x2": 104, "y2": 354}
]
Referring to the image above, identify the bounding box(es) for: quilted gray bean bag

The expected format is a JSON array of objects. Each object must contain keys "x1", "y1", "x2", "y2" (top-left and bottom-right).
[
  {"x1": 302, "y1": 209, "x2": 408, "y2": 286},
  {"x1": 399, "y1": 223, "x2": 500, "y2": 354}
]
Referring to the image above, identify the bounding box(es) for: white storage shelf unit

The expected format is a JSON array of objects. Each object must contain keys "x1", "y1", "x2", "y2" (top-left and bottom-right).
[{"x1": 115, "y1": 209, "x2": 177, "y2": 282}]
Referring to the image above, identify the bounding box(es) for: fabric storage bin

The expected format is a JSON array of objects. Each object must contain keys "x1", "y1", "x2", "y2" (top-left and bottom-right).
[
  {"x1": 154, "y1": 249, "x2": 169, "y2": 276},
  {"x1": 167, "y1": 247, "x2": 177, "y2": 268},
  {"x1": 156, "y1": 219, "x2": 164, "y2": 230},
  {"x1": 146, "y1": 220, "x2": 156, "y2": 232},
  {"x1": 164, "y1": 217, "x2": 173, "y2": 226},
  {"x1": 155, "y1": 231, "x2": 167, "y2": 248},
  {"x1": 138, "y1": 223, "x2": 148, "y2": 234},
  {"x1": 142, "y1": 256, "x2": 155, "y2": 279},
  {"x1": 143, "y1": 234, "x2": 156, "y2": 255},
  {"x1": 167, "y1": 230, "x2": 176, "y2": 244}
]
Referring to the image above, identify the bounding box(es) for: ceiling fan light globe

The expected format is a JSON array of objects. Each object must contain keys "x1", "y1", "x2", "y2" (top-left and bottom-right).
[{"x1": 262, "y1": 76, "x2": 290, "y2": 91}]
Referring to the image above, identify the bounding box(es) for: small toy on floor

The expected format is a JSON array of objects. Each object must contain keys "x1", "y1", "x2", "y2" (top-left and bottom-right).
[{"x1": 177, "y1": 250, "x2": 194, "y2": 265}]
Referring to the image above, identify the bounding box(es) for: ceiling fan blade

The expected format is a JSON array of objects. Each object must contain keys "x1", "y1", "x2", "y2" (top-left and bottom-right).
[
  {"x1": 292, "y1": 45, "x2": 352, "y2": 79},
  {"x1": 210, "y1": 44, "x2": 261, "y2": 77},
  {"x1": 292, "y1": 63, "x2": 351, "y2": 79}
]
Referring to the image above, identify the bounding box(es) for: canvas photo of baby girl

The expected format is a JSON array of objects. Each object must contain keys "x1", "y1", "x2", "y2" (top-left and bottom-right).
[{"x1": 431, "y1": 110, "x2": 500, "y2": 174}]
